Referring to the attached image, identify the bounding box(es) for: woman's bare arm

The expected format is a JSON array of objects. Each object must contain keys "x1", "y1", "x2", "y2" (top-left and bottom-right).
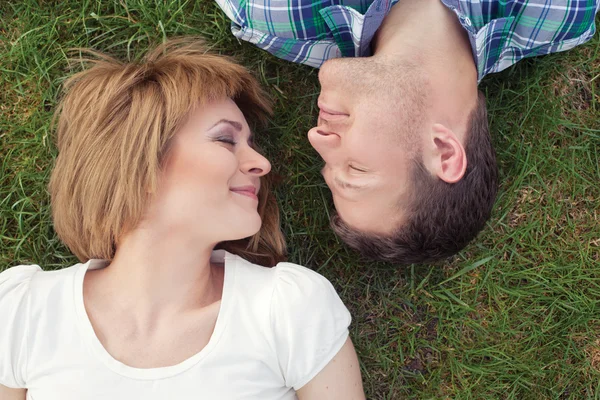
[
  {"x1": 296, "y1": 338, "x2": 365, "y2": 400},
  {"x1": 0, "y1": 385, "x2": 26, "y2": 400}
]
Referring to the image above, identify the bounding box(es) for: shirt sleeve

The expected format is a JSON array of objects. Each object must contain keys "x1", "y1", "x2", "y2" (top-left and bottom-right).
[
  {"x1": 214, "y1": 0, "x2": 343, "y2": 68},
  {"x1": 0, "y1": 265, "x2": 40, "y2": 388},
  {"x1": 270, "y1": 263, "x2": 351, "y2": 390}
]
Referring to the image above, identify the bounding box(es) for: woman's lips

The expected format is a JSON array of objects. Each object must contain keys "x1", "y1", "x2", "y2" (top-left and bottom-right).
[{"x1": 230, "y1": 186, "x2": 258, "y2": 201}]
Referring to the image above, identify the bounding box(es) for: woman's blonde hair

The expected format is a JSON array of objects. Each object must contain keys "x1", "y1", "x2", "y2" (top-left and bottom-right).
[{"x1": 49, "y1": 38, "x2": 286, "y2": 266}]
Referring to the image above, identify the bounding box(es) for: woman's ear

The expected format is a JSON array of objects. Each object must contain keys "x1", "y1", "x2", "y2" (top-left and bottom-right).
[{"x1": 421, "y1": 123, "x2": 467, "y2": 183}]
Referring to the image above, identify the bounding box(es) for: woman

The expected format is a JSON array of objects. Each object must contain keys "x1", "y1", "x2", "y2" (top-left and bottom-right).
[{"x1": 0, "y1": 38, "x2": 364, "y2": 399}]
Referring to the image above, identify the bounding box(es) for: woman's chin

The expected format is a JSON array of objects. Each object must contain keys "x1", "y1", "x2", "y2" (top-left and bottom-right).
[{"x1": 228, "y1": 216, "x2": 262, "y2": 241}]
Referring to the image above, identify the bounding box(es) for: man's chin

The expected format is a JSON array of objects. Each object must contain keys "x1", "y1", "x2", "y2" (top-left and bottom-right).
[{"x1": 335, "y1": 206, "x2": 403, "y2": 236}]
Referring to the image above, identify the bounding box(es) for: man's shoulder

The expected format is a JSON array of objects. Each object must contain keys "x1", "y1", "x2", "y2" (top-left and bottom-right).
[
  {"x1": 444, "y1": 0, "x2": 599, "y2": 80},
  {"x1": 448, "y1": 0, "x2": 599, "y2": 31},
  {"x1": 214, "y1": 0, "x2": 397, "y2": 66}
]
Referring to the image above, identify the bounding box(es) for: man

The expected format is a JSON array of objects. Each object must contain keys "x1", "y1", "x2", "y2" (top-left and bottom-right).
[{"x1": 215, "y1": 0, "x2": 600, "y2": 264}]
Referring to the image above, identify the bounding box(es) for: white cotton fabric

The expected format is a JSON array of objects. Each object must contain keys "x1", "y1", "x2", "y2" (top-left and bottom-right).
[{"x1": 0, "y1": 250, "x2": 351, "y2": 400}]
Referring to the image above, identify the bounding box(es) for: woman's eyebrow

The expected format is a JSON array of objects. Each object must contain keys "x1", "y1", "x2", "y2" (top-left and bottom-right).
[
  {"x1": 210, "y1": 118, "x2": 255, "y2": 145},
  {"x1": 209, "y1": 119, "x2": 243, "y2": 131}
]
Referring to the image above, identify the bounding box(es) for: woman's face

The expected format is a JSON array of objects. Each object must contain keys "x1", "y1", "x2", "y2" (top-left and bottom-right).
[{"x1": 151, "y1": 97, "x2": 271, "y2": 243}]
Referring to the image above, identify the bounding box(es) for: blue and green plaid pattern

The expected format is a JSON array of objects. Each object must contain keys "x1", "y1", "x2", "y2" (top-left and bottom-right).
[{"x1": 215, "y1": 0, "x2": 599, "y2": 81}]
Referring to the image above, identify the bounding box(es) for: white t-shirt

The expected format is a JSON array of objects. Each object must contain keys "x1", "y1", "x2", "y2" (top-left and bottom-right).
[{"x1": 0, "y1": 250, "x2": 351, "y2": 400}]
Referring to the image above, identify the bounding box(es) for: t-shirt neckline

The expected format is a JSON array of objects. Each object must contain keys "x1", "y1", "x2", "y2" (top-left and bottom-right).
[{"x1": 72, "y1": 250, "x2": 236, "y2": 380}]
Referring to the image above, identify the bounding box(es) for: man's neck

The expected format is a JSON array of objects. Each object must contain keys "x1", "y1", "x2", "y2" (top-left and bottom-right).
[{"x1": 372, "y1": 0, "x2": 478, "y2": 137}]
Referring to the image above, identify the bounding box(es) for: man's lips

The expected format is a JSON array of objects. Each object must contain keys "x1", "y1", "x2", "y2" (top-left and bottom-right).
[
  {"x1": 230, "y1": 186, "x2": 258, "y2": 200},
  {"x1": 318, "y1": 102, "x2": 348, "y2": 121}
]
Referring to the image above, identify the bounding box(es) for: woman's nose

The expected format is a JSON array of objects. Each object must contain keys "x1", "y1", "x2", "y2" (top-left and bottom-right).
[{"x1": 241, "y1": 147, "x2": 271, "y2": 176}]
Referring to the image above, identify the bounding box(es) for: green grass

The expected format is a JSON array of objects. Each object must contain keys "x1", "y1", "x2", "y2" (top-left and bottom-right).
[{"x1": 1, "y1": 1, "x2": 599, "y2": 398}]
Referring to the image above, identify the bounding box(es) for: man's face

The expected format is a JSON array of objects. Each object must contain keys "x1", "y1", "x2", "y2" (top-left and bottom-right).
[{"x1": 308, "y1": 57, "x2": 424, "y2": 234}]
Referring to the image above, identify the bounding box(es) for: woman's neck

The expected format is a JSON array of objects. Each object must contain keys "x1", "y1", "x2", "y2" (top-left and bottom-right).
[
  {"x1": 81, "y1": 223, "x2": 226, "y2": 368},
  {"x1": 88, "y1": 224, "x2": 223, "y2": 318}
]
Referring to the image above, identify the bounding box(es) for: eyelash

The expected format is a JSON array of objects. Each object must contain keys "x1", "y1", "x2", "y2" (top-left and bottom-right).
[
  {"x1": 216, "y1": 137, "x2": 237, "y2": 146},
  {"x1": 349, "y1": 164, "x2": 365, "y2": 172}
]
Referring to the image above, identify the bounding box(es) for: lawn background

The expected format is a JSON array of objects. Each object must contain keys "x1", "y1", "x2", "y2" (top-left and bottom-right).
[{"x1": 1, "y1": 1, "x2": 599, "y2": 398}]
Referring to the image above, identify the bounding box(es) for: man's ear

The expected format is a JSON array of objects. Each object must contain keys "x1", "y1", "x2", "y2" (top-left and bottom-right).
[{"x1": 421, "y1": 123, "x2": 467, "y2": 183}]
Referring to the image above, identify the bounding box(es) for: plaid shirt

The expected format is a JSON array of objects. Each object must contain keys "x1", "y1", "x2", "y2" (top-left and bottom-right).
[{"x1": 215, "y1": 0, "x2": 599, "y2": 81}]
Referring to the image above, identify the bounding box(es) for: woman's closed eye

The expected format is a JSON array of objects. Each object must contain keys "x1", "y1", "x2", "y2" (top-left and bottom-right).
[{"x1": 215, "y1": 136, "x2": 237, "y2": 146}]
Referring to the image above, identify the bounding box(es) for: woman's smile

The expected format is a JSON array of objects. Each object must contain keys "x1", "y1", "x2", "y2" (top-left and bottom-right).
[{"x1": 230, "y1": 185, "x2": 258, "y2": 201}]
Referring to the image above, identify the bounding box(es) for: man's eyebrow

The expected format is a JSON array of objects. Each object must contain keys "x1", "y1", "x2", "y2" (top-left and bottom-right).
[{"x1": 209, "y1": 119, "x2": 243, "y2": 131}]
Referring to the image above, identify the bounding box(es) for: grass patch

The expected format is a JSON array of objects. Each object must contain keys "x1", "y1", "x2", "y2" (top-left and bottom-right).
[{"x1": 1, "y1": 1, "x2": 599, "y2": 398}]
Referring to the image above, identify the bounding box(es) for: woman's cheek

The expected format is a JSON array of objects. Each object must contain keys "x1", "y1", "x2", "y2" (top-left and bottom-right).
[{"x1": 201, "y1": 149, "x2": 239, "y2": 181}]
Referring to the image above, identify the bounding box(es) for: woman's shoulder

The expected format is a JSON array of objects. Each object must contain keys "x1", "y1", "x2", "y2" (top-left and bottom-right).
[
  {"x1": 0, "y1": 262, "x2": 86, "y2": 342},
  {"x1": 271, "y1": 261, "x2": 342, "y2": 306},
  {"x1": 0, "y1": 265, "x2": 42, "y2": 388},
  {"x1": 269, "y1": 261, "x2": 350, "y2": 320},
  {"x1": 230, "y1": 253, "x2": 349, "y2": 318},
  {"x1": 0, "y1": 263, "x2": 85, "y2": 309},
  {"x1": 272, "y1": 261, "x2": 335, "y2": 286},
  {"x1": 230, "y1": 254, "x2": 338, "y2": 297},
  {"x1": 0, "y1": 264, "x2": 42, "y2": 282},
  {"x1": 0, "y1": 263, "x2": 84, "y2": 388},
  {"x1": 0, "y1": 264, "x2": 42, "y2": 300},
  {"x1": 230, "y1": 257, "x2": 352, "y2": 391}
]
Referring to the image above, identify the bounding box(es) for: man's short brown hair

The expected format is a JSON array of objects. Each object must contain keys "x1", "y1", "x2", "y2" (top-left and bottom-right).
[
  {"x1": 331, "y1": 91, "x2": 498, "y2": 265},
  {"x1": 50, "y1": 38, "x2": 286, "y2": 266}
]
